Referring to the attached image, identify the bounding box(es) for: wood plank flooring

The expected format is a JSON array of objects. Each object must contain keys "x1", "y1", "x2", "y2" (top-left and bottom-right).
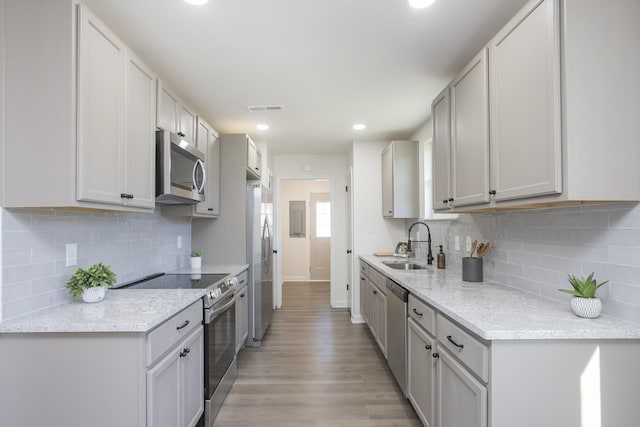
[{"x1": 213, "y1": 281, "x2": 421, "y2": 427}]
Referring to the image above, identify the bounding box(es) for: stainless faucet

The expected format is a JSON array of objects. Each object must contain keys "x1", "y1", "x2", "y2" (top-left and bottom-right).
[{"x1": 407, "y1": 221, "x2": 434, "y2": 265}]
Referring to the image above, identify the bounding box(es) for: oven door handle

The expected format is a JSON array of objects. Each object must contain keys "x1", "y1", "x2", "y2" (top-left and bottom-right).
[{"x1": 205, "y1": 294, "x2": 235, "y2": 323}]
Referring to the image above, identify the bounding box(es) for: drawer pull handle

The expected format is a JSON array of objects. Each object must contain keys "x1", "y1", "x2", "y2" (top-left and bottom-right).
[
  {"x1": 425, "y1": 344, "x2": 432, "y2": 351},
  {"x1": 447, "y1": 335, "x2": 464, "y2": 349},
  {"x1": 176, "y1": 320, "x2": 190, "y2": 330},
  {"x1": 412, "y1": 308, "x2": 423, "y2": 317}
]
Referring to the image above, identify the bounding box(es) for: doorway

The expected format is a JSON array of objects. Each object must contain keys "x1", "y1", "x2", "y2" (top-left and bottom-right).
[{"x1": 280, "y1": 180, "x2": 332, "y2": 291}]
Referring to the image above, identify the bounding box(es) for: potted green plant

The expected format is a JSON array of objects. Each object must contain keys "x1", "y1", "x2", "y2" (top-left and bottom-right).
[
  {"x1": 190, "y1": 250, "x2": 202, "y2": 269},
  {"x1": 559, "y1": 273, "x2": 608, "y2": 318},
  {"x1": 65, "y1": 262, "x2": 117, "y2": 303}
]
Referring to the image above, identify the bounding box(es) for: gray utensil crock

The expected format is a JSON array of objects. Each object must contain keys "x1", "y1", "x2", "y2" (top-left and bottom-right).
[{"x1": 462, "y1": 257, "x2": 483, "y2": 282}]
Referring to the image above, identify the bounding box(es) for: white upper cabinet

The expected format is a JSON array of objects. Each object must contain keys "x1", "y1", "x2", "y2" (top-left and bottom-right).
[
  {"x1": 246, "y1": 137, "x2": 262, "y2": 180},
  {"x1": 157, "y1": 80, "x2": 196, "y2": 147},
  {"x1": 194, "y1": 118, "x2": 220, "y2": 217},
  {"x1": 76, "y1": 5, "x2": 126, "y2": 206},
  {"x1": 488, "y1": 0, "x2": 561, "y2": 202},
  {"x1": 450, "y1": 49, "x2": 490, "y2": 208},
  {"x1": 431, "y1": 87, "x2": 453, "y2": 211},
  {"x1": 2, "y1": 1, "x2": 156, "y2": 212},
  {"x1": 381, "y1": 141, "x2": 420, "y2": 218},
  {"x1": 431, "y1": 0, "x2": 640, "y2": 212},
  {"x1": 124, "y1": 51, "x2": 157, "y2": 209}
]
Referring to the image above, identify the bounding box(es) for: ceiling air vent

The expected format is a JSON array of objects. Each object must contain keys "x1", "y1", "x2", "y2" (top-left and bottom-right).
[{"x1": 247, "y1": 105, "x2": 284, "y2": 112}]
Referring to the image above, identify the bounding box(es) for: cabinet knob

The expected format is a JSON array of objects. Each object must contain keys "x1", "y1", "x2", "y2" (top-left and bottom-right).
[
  {"x1": 361, "y1": 276, "x2": 365, "y2": 281},
  {"x1": 128, "y1": 194, "x2": 134, "y2": 199},
  {"x1": 240, "y1": 293, "x2": 246, "y2": 298},
  {"x1": 432, "y1": 352, "x2": 440, "y2": 359},
  {"x1": 178, "y1": 132, "x2": 186, "y2": 138},
  {"x1": 489, "y1": 190, "x2": 497, "y2": 196},
  {"x1": 373, "y1": 290, "x2": 377, "y2": 295},
  {"x1": 120, "y1": 193, "x2": 128, "y2": 199},
  {"x1": 208, "y1": 208, "x2": 214, "y2": 211},
  {"x1": 179, "y1": 348, "x2": 190, "y2": 358},
  {"x1": 425, "y1": 344, "x2": 432, "y2": 351},
  {"x1": 347, "y1": 250, "x2": 352, "y2": 254},
  {"x1": 448, "y1": 198, "x2": 454, "y2": 202},
  {"x1": 442, "y1": 199, "x2": 448, "y2": 204},
  {"x1": 273, "y1": 250, "x2": 278, "y2": 254}
]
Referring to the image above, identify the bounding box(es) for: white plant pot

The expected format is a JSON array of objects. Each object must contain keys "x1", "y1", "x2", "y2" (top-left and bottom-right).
[
  {"x1": 81, "y1": 287, "x2": 106, "y2": 303},
  {"x1": 570, "y1": 296, "x2": 602, "y2": 319},
  {"x1": 191, "y1": 257, "x2": 202, "y2": 269}
]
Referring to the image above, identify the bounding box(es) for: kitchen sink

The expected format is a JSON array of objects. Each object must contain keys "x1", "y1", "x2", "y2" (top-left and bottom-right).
[{"x1": 382, "y1": 260, "x2": 427, "y2": 270}]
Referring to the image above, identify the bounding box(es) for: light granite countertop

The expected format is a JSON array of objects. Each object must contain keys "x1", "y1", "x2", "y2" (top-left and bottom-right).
[
  {"x1": 360, "y1": 255, "x2": 640, "y2": 341},
  {"x1": 0, "y1": 289, "x2": 206, "y2": 333}
]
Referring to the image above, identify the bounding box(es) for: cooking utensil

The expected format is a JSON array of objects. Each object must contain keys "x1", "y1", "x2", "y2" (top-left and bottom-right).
[
  {"x1": 469, "y1": 240, "x2": 477, "y2": 258},
  {"x1": 476, "y1": 242, "x2": 490, "y2": 258}
]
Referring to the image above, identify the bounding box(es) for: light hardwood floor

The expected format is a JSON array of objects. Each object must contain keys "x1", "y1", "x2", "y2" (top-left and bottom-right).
[{"x1": 213, "y1": 281, "x2": 421, "y2": 427}]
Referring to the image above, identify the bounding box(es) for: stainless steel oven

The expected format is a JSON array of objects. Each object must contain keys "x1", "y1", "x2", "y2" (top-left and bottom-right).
[{"x1": 203, "y1": 290, "x2": 236, "y2": 426}]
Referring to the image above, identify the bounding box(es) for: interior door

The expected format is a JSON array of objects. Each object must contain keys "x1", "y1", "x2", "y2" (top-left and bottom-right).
[
  {"x1": 309, "y1": 192, "x2": 331, "y2": 281},
  {"x1": 346, "y1": 170, "x2": 353, "y2": 312}
]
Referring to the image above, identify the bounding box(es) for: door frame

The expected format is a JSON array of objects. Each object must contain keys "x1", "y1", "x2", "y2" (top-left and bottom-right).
[{"x1": 274, "y1": 177, "x2": 335, "y2": 309}]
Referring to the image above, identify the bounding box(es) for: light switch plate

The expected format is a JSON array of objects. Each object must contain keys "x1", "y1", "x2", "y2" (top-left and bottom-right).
[
  {"x1": 465, "y1": 236, "x2": 472, "y2": 252},
  {"x1": 66, "y1": 243, "x2": 77, "y2": 267},
  {"x1": 454, "y1": 236, "x2": 460, "y2": 251}
]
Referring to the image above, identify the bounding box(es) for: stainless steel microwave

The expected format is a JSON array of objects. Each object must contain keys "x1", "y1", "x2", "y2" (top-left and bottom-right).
[{"x1": 155, "y1": 130, "x2": 206, "y2": 205}]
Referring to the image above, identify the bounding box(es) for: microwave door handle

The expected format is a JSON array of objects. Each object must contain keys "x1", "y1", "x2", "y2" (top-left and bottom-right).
[{"x1": 192, "y1": 159, "x2": 206, "y2": 194}]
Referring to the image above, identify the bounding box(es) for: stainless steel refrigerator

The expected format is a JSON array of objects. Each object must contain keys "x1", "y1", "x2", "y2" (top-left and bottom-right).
[{"x1": 246, "y1": 182, "x2": 274, "y2": 346}]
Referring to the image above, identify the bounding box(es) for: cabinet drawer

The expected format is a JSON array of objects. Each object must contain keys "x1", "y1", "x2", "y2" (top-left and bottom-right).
[
  {"x1": 437, "y1": 314, "x2": 489, "y2": 382},
  {"x1": 147, "y1": 299, "x2": 203, "y2": 367},
  {"x1": 360, "y1": 261, "x2": 370, "y2": 277},
  {"x1": 408, "y1": 295, "x2": 436, "y2": 336},
  {"x1": 236, "y1": 270, "x2": 249, "y2": 288},
  {"x1": 369, "y1": 267, "x2": 387, "y2": 292}
]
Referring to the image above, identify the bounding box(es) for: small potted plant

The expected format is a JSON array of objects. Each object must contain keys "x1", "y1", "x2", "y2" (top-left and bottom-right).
[
  {"x1": 559, "y1": 273, "x2": 608, "y2": 318},
  {"x1": 65, "y1": 262, "x2": 117, "y2": 303},
  {"x1": 190, "y1": 250, "x2": 202, "y2": 269}
]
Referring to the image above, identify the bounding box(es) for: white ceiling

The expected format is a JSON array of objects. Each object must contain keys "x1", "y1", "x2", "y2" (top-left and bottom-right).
[{"x1": 82, "y1": 0, "x2": 529, "y2": 154}]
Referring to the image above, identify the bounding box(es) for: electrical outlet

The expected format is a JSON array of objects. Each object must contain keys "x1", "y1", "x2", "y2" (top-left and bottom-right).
[
  {"x1": 177, "y1": 235, "x2": 182, "y2": 249},
  {"x1": 465, "y1": 236, "x2": 472, "y2": 252},
  {"x1": 454, "y1": 236, "x2": 460, "y2": 251},
  {"x1": 66, "y1": 243, "x2": 77, "y2": 267}
]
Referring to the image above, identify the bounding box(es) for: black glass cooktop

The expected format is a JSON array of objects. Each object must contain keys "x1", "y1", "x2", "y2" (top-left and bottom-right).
[{"x1": 118, "y1": 273, "x2": 229, "y2": 290}]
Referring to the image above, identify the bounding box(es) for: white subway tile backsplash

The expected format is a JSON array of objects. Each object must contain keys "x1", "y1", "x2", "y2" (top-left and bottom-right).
[
  {"x1": 1, "y1": 208, "x2": 191, "y2": 320},
  {"x1": 428, "y1": 202, "x2": 640, "y2": 324}
]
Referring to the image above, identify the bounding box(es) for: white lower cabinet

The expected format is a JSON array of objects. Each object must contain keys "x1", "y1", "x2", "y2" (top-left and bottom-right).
[
  {"x1": 360, "y1": 261, "x2": 386, "y2": 356},
  {"x1": 147, "y1": 308, "x2": 204, "y2": 427},
  {"x1": 408, "y1": 318, "x2": 436, "y2": 427},
  {"x1": 359, "y1": 272, "x2": 370, "y2": 324},
  {"x1": 436, "y1": 348, "x2": 487, "y2": 427},
  {"x1": 235, "y1": 283, "x2": 249, "y2": 354}
]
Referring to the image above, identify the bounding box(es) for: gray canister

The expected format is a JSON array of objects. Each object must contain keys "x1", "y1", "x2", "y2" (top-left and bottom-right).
[{"x1": 462, "y1": 257, "x2": 483, "y2": 282}]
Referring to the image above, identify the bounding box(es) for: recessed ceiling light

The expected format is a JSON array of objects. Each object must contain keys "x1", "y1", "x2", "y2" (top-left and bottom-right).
[
  {"x1": 353, "y1": 124, "x2": 366, "y2": 130},
  {"x1": 257, "y1": 124, "x2": 269, "y2": 131},
  {"x1": 408, "y1": 0, "x2": 436, "y2": 9},
  {"x1": 183, "y1": 0, "x2": 208, "y2": 5}
]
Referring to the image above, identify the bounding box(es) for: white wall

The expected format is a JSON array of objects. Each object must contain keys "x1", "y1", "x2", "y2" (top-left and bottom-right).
[
  {"x1": 350, "y1": 141, "x2": 407, "y2": 321},
  {"x1": 0, "y1": 208, "x2": 191, "y2": 320},
  {"x1": 280, "y1": 180, "x2": 331, "y2": 282},
  {"x1": 273, "y1": 155, "x2": 348, "y2": 309}
]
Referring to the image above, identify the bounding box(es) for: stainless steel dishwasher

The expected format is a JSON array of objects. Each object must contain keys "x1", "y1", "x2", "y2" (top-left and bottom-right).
[{"x1": 386, "y1": 278, "x2": 408, "y2": 396}]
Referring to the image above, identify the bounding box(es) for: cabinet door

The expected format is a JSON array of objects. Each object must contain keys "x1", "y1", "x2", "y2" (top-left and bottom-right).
[
  {"x1": 195, "y1": 119, "x2": 213, "y2": 216},
  {"x1": 437, "y1": 348, "x2": 487, "y2": 427},
  {"x1": 180, "y1": 327, "x2": 204, "y2": 427},
  {"x1": 451, "y1": 49, "x2": 490, "y2": 207},
  {"x1": 432, "y1": 86, "x2": 452, "y2": 211},
  {"x1": 377, "y1": 290, "x2": 387, "y2": 357},
  {"x1": 408, "y1": 318, "x2": 436, "y2": 427},
  {"x1": 179, "y1": 104, "x2": 197, "y2": 146},
  {"x1": 369, "y1": 285, "x2": 379, "y2": 338},
  {"x1": 76, "y1": 5, "x2": 125, "y2": 205},
  {"x1": 246, "y1": 137, "x2": 260, "y2": 178},
  {"x1": 147, "y1": 347, "x2": 181, "y2": 427},
  {"x1": 157, "y1": 80, "x2": 179, "y2": 133},
  {"x1": 207, "y1": 130, "x2": 220, "y2": 216},
  {"x1": 489, "y1": 0, "x2": 561, "y2": 201},
  {"x1": 359, "y1": 274, "x2": 370, "y2": 324},
  {"x1": 381, "y1": 145, "x2": 394, "y2": 217},
  {"x1": 123, "y1": 51, "x2": 156, "y2": 209},
  {"x1": 235, "y1": 285, "x2": 248, "y2": 354}
]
